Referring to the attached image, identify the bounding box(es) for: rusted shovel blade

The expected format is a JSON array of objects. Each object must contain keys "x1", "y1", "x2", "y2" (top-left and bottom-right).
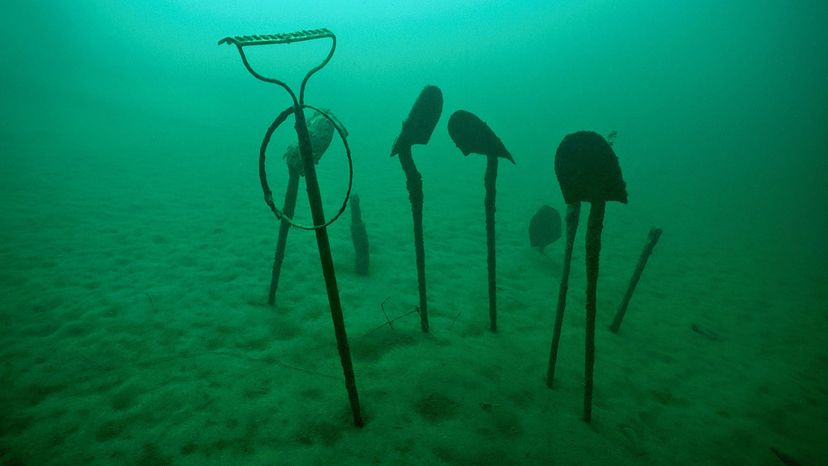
[
  {"x1": 391, "y1": 85, "x2": 444, "y2": 156},
  {"x1": 554, "y1": 130, "x2": 627, "y2": 204},
  {"x1": 447, "y1": 110, "x2": 514, "y2": 163}
]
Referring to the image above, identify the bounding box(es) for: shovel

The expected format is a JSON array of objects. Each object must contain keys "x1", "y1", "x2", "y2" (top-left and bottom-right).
[
  {"x1": 391, "y1": 85, "x2": 443, "y2": 333},
  {"x1": 448, "y1": 110, "x2": 514, "y2": 332},
  {"x1": 547, "y1": 130, "x2": 627, "y2": 422}
]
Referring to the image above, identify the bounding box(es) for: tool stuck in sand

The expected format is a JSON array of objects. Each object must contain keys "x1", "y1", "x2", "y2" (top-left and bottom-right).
[
  {"x1": 546, "y1": 130, "x2": 627, "y2": 423},
  {"x1": 391, "y1": 86, "x2": 444, "y2": 333},
  {"x1": 609, "y1": 227, "x2": 663, "y2": 333},
  {"x1": 349, "y1": 194, "x2": 369, "y2": 275},
  {"x1": 269, "y1": 110, "x2": 339, "y2": 305},
  {"x1": 448, "y1": 110, "x2": 514, "y2": 333},
  {"x1": 220, "y1": 28, "x2": 363, "y2": 427}
]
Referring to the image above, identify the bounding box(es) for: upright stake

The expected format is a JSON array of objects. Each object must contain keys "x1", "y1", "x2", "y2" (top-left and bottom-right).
[
  {"x1": 268, "y1": 167, "x2": 300, "y2": 305},
  {"x1": 484, "y1": 155, "x2": 499, "y2": 332},
  {"x1": 610, "y1": 228, "x2": 662, "y2": 333},
  {"x1": 294, "y1": 108, "x2": 363, "y2": 427},
  {"x1": 583, "y1": 201, "x2": 606, "y2": 423},
  {"x1": 398, "y1": 146, "x2": 429, "y2": 332},
  {"x1": 546, "y1": 202, "x2": 581, "y2": 387},
  {"x1": 350, "y1": 194, "x2": 370, "y2": 275}
]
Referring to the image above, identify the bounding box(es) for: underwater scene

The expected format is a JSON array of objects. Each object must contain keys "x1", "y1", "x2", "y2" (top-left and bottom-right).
[{"x1": 1, "y1": 1, "x2": 826, "y2": 465}]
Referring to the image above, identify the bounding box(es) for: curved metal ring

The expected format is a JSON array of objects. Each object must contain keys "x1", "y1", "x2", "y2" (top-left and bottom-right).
[{"x1": 259, "y1": 104, "x2": 353, "y2": 231}]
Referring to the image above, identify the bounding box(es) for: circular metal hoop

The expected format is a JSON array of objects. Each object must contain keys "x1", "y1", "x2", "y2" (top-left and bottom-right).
[{"x1": 259, "y1": 104, "x2": 353, "y2": 231}]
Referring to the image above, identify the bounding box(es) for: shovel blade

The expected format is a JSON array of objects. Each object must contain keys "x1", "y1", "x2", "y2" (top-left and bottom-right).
[{"x1": 391, "y1": 85, "x2": 444, "y2": 156}]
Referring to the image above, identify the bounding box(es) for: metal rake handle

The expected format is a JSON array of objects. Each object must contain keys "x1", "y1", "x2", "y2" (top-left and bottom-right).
[
  {"x1": 218, "y1": 28, "x2": 334, "y2": 47},
  {"x1": 219, "y1": 28, "x2": 336, "y2": 106}
]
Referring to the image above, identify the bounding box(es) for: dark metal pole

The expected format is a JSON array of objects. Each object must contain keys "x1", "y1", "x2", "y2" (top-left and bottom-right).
[
  {"x1": 350, "y1": 194, "x2": 369, "y2": 275},
  {"x1": 397, "y1": 145, "x2": 429, "y2": 332},
  {"x1": 583, "y1": 201, "x2": 606, "y2": 423},
  {"x1": 546, "y1": 202, "x2": 581, "y2": 387},
  {"x1": 268, "y1": 167, "x2": 300, "y2": 305},
  {"x1": 610, "y1": 228, "x2": 662, "y2": 333},
  {"x1": 484, "y1": 155, "x2": 499, "y2": 332},
  {"x1": 293, "y1": 107, "x2": 363, "y2": 427}
]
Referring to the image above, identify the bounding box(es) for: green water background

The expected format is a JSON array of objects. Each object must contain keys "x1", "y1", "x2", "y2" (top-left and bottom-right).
[{"x1": 4, "y1": 1, "x2": 826, "y2": 260}]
